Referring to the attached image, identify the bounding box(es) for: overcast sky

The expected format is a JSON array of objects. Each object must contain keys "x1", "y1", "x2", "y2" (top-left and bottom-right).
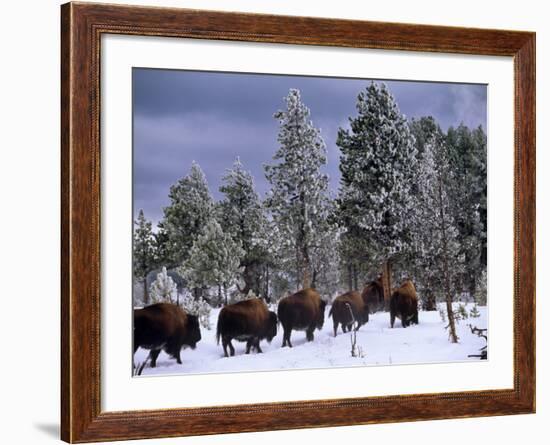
[{"x1": 133, "y1": 68, "x2": 487, "y2": 226}]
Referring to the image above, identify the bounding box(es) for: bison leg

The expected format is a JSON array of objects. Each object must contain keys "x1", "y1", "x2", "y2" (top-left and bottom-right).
[
  {"x1": 222, "y1": 336, "x2": 230, "y2": 357},
  {"x1": 228, "y1": 340, "x2": 235, "y2": 356},
  {"x1": 333, "y1": 319, "x2": 339, "y2": 337},
  {"x1": 390, "y1": 312, "x2": 396, "y2": 328},
  {"x1": 150, "y1": 349, "x2": 161, "y2": 368},
  {"x1": 164, "y1": 341, "x2": 182, "y2": 364},
  {"x1": 282, "y1": 327, "x2": 292, "y2": 348},
  {"x1": 306, "y1": 328, "x2": 314, "y2": 342},
  {"x1": 401, "y1": 313, "x2": 408, "y2": 328},
  {"x1": 413, "y1": 310, "x2": 419, "y2": 325},
  {"x1": 285, "y1": 329, "x2": 293, "y2": 348},
  {"x1": 245, "y1": 339, "x2": 253, "y2": 354},
  {"x1": 174, "y1": 349, "x2": 182, "y2": 364},
  {"x1": 255, "y1": 338, "x2": 263, "y2": 354}
]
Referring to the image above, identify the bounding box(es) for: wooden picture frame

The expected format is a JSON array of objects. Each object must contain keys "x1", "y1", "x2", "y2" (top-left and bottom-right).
[{"x1": 61, "y1": 2, "x2": 535, "y2": 442}]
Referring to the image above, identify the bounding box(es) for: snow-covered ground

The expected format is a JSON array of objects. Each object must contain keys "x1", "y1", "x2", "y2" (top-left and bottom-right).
[{"x1": 134, "y1": 303, "x2": 487, "y2": 377}]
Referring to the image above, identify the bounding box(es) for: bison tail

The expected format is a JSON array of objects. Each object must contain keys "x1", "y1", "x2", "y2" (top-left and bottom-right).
[
  {"x1": 216, "y1": 312, "x2": 222, "y2": 345},
  {"x1": 328, "y1": 306, "x2": 333, "y2": 319}
]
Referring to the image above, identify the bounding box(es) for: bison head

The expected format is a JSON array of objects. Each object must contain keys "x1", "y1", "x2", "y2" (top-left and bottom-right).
[
  {"x1": 265, "y1": 311, "x2": 278, "y2": 342},
  {"x1": 185, "y1": 314, "x2": 202, "y2": 349},
  {"x1": 316, "y1": 299, "x2": 327, "y2": 330}
]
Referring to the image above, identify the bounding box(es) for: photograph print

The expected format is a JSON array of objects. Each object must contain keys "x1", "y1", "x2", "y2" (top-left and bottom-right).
[{"x1": 132, "y1": 68, "x2": 488, "y2": 377}]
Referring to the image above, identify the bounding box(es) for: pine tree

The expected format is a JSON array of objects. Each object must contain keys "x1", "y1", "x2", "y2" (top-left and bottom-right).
[
  {"x1": 309, "y1": 200, "x2": 342, "y2": 296},
  {"x1": 265, "y1": 88, "x2": 331, "y2": 289},
  {"x1": 161, "y1": 162, "x2": 215, "y2": 267},
  {"x1": 230, "y1": 290, "x2": 260, "y2": 305},
  {"x1": 337, "y1": 82, "x2": 417, "y2": 302},
  {"x1": 410, "y1": 116, "x2": 445, "y2": 158},
  {"x1": 147, "y1": 227, "x2": 168, "y2": 274},
  {"x1": 446, "y1": 124, "x2": 486, "y2": 298},
  {"x1": 408, "y1": 116, "x2": 446, "y2": 303},
  {"x1": 470, "y1": 304, "x2": 481, "y2": 318},
  {"x1": 149, "y1": 266, "x2": 178, "y2": 304},
  {"x1": 415, "y1": 136, "x2": 464, "y2": 343},
  {"x1": 474, "y1": 269, "x2": 488, "y2": 306},
  {"x1": 218, "y1": 158, "x2": 271, "y2": 297},
  {"x1": 133, "y1": 209, "x2": 156, "y2": 305},
  {"x1": 178, "y1": 220, "x2": 244, "y2": 304},
  {"x1": 471, "y1": 126, "x2": 488, "y2": 269},
  {"x1": 180, "y1": 294, "x2": 212, "y2": 329}
]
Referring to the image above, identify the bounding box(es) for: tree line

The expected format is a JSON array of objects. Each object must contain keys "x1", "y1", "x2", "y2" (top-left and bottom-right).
[{"x1": 134, "y1": 82, "x2": 487, "y2": 341}]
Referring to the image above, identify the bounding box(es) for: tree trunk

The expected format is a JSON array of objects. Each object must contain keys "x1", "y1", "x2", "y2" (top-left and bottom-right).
[
  {"x1": 298, "y1": 191, "x2": 311, "y2": 289},
  {"x1": 469, "y1": 273, "x2": 477, "y2": 304},
  {"x1": 143, "y1": 278, "x2": 149, "y2": 305},
  {"x1": 265, "y1": 264, "x2": 270, "y2": 302},
  {"x1": 301, "y1": 244, "x2": 311, "y2": 289},
  {"x1": 438, "y1": 177, "x2": 458, "y2": 343},
  {"x1": 381, "y1": 259, "x2": 392, "y2": 310},
  {"x1": 295, "y1": 246, "x2": 302, "y2": 291},
  {"x1": 311, "y1": 269, "x2": 318, "y2": 289}
]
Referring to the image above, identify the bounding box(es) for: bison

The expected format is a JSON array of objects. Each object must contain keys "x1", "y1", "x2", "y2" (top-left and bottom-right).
[
  {"x1": 216, "y1": 298, "x2": 277, "y2": 357},
  {"x1": 361, "y1": 279, "x2": 385, "y2": 313},
  {"x1": 390, "y1": 280, "x2": 419, "y2": 328},
  {"x1": 277, "y1": 288, "x2": 326, "y2": 347},
  {"x1": 133, "y1": 303, "x2": 201, "y2": 367},
  {"x1": 329, "y1": 291, "x2": 369, "y2": 336}
]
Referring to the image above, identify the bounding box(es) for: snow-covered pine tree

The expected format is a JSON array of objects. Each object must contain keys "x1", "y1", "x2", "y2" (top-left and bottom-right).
[
  {"x1": 474, "y1": 269, "x2": 487, "y2": 306},
  {"x1": 133, "y1": 209, "x2": 156, "y2": 305},
  {"x1": 180, "y1": 294, "x2": 212, "y2": 329},
  {"x1": 261, "y1": 218, "x2": 294, "y2": 300},
  {"x1": 470, "y1": 304, "x2": 481, "y2": 318},
  {"x1": 446, "y1": 124, "x2": 486, "y2": 299},
  {"x1": 160, "y1": 162, "x2": 215, "y2": 267},
  {"x1": 309, "y1": 199, "x2": 342, "y2": 297},
  {"x1": 408, "y1": 116, "x2": 446, "y2": 306},
  {"x1": 230, "y1": 289, "x2": 260, "y2": 305},
  {"x1": 337, "y1": 224, "x2": 378, "y2": 292},
  {"x1": 410, "y1": 116, "x2": 445, "y2": 158},
  {"x1": 337, "y1": 82, "x2": 417, "y2": 302},
  {"x1": 178, "y1": 220, "x2": 244, "y2": 304},
  {"x1": 265, "y1": 88, "x2": 331, "y2": 290},
  {"x1": 416, "y1": 136, "x2": 464, "y2": 343},
  {"x1": 471, "y1": 125, "x2": 488, "y2": 289},
  {"x1": 149, "y1": 266, "x2": 178, "y2": 304},
  {"x1": 150, "y1": 225, "x2": 170, "y2": 270},
  {"x1": 218, "y1": 158, "x2": 271, "y2": 297}
]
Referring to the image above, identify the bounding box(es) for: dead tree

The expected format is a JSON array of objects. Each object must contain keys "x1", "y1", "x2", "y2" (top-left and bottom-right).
[{"x1": 467, "y1": 324, "x2": 487, "y2": 360}]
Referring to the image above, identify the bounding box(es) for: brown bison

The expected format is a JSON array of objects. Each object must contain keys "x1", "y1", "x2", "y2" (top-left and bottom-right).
[
  {"x1": 329, "y1": 291, "x2": 369, "y2": 336},
  {"x1": 216, "y1": 298, "x2": 277, "y2": 357},
  {"x1": 361, "y1": 279, "x2": 385, "y2": 313},
  {"x1": 390, "y1": 280, "x2": 419, "y2": 328},
  {"x1": 133, "y1": 303, "x2": 201, "y2": 367},
  {"x1": 277, "y1": 288, "x2": 326, "y2": 347}
]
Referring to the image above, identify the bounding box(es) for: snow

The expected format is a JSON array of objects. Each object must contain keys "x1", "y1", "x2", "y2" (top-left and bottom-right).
[{"x1": 133, "y1": 303, "x2": 487, "y2": 377}]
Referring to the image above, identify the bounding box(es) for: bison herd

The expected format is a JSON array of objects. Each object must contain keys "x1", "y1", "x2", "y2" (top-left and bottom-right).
[{"x1": 133, "y1": 279, "x2": 419, "y2": 369}]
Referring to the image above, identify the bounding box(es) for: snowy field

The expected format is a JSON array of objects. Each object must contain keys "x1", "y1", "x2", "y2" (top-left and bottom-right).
[{"x1": 134, "y1": 303, "x2": 487, "y2": 377}]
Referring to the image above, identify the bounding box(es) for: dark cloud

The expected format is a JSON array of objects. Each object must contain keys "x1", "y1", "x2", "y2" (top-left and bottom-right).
[{"x1": 133, "y1": 68, "x2": 486, "y2": 225}]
